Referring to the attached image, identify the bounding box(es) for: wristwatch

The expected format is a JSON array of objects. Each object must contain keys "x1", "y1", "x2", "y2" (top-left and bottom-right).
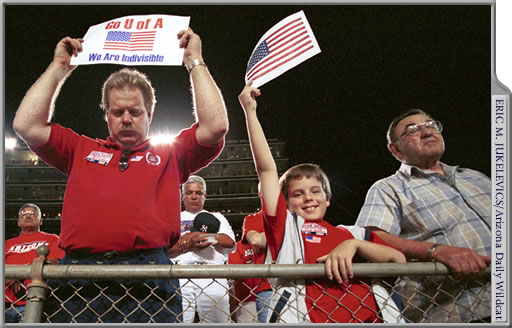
[{"x1": 427, "y1": 243, "x2": 441, "y2": 261}]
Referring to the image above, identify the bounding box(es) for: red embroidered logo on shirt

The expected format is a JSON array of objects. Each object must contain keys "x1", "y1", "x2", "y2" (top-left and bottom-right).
[{"x1": 145, "y1": 152, "x2": 161, "y2": 166}]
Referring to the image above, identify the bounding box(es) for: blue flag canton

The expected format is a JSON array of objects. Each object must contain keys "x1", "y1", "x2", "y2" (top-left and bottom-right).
[
  {"x1": 247, "y1": 41, "x2": 270, "y2": 73},
  {"x1": 105, "y1": 31, "x2": 132, "y2": 42}
]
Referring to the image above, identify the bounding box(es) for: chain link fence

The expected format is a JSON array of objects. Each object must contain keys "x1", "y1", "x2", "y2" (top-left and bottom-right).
[{"x1": 5, "y1": 257, "x2": 491, "y2": 324}]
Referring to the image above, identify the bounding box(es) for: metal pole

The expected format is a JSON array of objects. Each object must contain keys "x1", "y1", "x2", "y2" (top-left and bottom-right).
[
  {"x1": 22, "y1": 245, "x2": 49, "y2": 323},
  {"x1": 5, "y1": 262, "x2": 492, "y2": 280}
]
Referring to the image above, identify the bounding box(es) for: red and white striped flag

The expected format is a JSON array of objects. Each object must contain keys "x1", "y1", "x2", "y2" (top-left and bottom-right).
[
  {"x1": 245, "y1": 11, "x2": 321, "y2": 88},
  {"x1": 103, "y1": 31, "x2": 157, "y2": 51}
]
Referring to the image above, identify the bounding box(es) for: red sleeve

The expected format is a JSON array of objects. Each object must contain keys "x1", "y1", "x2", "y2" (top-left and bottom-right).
[
  {"x1": 241, "y1": 212, "x2": 264, "y2": 244},
  {"x1": 261, "y1": 192, "x2": 288, "y2": 262},
  {"x1": 47, "y1": 234, "x2": 66, "y2": 260},
  {"x1": 172, "y1": 123, "x2": 224, "y2": 183},
  {"x1": 228, "y1": 243, "x2": 243, "y2": 264},
  {"x1": 4, "y1": 239, "x2": 14, "y2": 260},
  {"x1": 29, "y1": 123, "x2": 81, "y2": 175}
]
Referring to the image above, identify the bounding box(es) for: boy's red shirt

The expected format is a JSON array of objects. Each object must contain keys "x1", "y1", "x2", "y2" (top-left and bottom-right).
[{"x1": 262, "y1": 192, "x2": 391, "y2": 323}]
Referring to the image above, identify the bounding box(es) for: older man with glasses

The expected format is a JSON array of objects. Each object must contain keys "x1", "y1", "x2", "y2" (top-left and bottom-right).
[
  {"x1": 5, "y1": 204, "x2": 65, "y2": 323},
  {"x1": 355, "y1": 108, "x2": 491, "y2": 323}
]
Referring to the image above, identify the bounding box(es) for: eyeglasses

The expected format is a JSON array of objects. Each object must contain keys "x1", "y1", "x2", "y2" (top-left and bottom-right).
[
  {"x1": 119, "y1": 151, "x2": 129, "y2": 172},
  {"x1": 20, "y1": 211, "x2": 36, "y2": 217},
  {"x1": 400, "y1": 120, "x2": 443, "y2": 138}
]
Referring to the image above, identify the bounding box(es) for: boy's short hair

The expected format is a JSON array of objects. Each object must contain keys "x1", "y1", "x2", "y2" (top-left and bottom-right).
[{"x1": 279, "y1": 163, "x2": 332, "y2": 201}]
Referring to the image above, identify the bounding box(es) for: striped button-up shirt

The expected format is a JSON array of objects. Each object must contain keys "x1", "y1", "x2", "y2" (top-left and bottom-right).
[{"x1": 356, "y1": 162, "x2": 491, "y2": 323}]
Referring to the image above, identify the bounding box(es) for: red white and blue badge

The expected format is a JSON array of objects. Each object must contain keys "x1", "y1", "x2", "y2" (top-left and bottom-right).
[
  {"x1": 181, "y1": 220, "x2": 194, "y2": 233},
  {"x1": 301, "y1": 222, "x2": 327, "y2": 236},
  {"x1": 85, "y1": 151, "x2": 113, "y2": 166},
  {"x1": 130, "y1": 155, "x2": 143, "y2": 162},
  {"x1": 305, "y1": 235, "x2": 322, "y2": 243}
]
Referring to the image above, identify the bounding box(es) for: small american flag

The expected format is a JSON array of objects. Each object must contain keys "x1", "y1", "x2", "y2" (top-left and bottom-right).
[
  {"x1": 103, "y1": 30, "x2": 156, "y2": 51},
  {"x1": 245, "y1": 11, "x2": 321, "y2": 88},
  {"x1": 305, "y1": 235, "x2": 321, "y2": 243}
]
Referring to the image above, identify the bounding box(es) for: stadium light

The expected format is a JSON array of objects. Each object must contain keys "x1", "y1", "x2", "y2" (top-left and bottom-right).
[
  {"x1": 150, "y1": 134, "x2": 176, "y2": 145},
  {"x1": 5, "y1": 137, "x2": 17, "y2": 150}
]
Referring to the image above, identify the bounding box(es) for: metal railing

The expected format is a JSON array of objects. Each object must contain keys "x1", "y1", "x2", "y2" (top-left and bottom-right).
[{"x1": 4, "y1": 246, "x2": 491, "y2": 324}]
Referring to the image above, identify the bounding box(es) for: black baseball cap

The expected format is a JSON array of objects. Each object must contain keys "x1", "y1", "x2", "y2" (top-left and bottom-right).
[{"x1": 191, "y1": 212, "x2": 220, "y2": 233}]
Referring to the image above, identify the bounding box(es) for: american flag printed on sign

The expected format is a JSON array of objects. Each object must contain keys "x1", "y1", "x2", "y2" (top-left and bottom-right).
[
  {"x1": 103, "y1": 31, "x2": 157, "y2": 51},
  {"x1": 245, "y1": 11, "x2": 321, "y2": 88}
]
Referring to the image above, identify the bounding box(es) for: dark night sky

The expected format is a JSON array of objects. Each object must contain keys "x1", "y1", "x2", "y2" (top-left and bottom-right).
[{"x1": 4, "y1": 4, "x2": 492, "y2": 225}]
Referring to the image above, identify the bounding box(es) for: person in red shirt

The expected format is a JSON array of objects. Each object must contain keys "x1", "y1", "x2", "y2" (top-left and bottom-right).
[
  {"x1": 241, "y1": 209, "x2": 273, "y2": 323},
  {"x1": 228, "y1": 240, "x2": 258, "y2": 323},
  {"x1": 12, "y1": 28, "x2": 228, "y2": 323},
  {"x1": 239, "y1": 82, "x2": 406, "y2": 323},
  {"x1": 5, "y1": 204, "x2": 65, "y2": 323}
]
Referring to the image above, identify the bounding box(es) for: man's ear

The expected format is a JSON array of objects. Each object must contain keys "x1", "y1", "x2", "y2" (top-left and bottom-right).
[
  {"x1": 388, "y1": 142, "x2": 402, "y2": 161},
  {"x1": 103, "y1": 107, "x2": 108, "y2": 122}
]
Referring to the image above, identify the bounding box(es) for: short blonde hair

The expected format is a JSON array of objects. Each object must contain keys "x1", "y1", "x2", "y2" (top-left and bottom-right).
[{"x1": 100, "y1": 68, "x2": 156, "y2": 119}]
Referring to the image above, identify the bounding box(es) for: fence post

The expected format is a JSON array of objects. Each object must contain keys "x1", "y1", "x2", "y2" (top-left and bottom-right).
[{"x1": 22, "y1": 245, "x2": 49, "y2": 323}]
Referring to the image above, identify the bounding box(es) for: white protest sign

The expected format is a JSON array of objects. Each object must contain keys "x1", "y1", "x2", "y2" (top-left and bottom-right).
[{"x1": 70, "y1": 14, "x2": 190, "y2": 66}]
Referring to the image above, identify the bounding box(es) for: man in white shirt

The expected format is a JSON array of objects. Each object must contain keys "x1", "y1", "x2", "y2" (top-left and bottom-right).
[{"x1": 170, "y1": 175, "x2": 235, "y2": 323}]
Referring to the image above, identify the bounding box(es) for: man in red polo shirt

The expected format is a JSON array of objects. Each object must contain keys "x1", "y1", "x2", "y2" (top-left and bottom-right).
[
  {"x1": 5, "y1": 204, "x2": 65, "y2": 323},
  {"x1": 12, "y1": 27, "x2": 228, "y2": 323}
]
